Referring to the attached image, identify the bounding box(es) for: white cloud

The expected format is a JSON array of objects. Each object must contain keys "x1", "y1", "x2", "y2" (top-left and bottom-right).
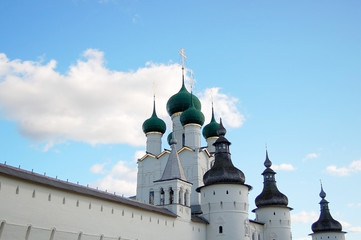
[
  {"x1": 291, "y1": 211, "x2": 318, "y2": 224},
  {"x1": 272, "y1": 163, "x2": 295, "y2": 171},
  {"x1": 302, "y1": 153, "x2": 319, "y2": 162},
  {"x1": 347, "y1": 202, "x2": 361, "y2": 208},
  {"x1": 90, "y1": 163, "x2": 107, "y2": 174},
  {"x1": 0, "y1": 50, "x2": 244, "y2": 149},
  {"x1": 199, "y1": 87, "x2": 245, "y2": 128},
  {"x1": 91, "y1": 160, "x2": 137, "y2": 196},
  {"x1": 326, "y1": 159, "x2": 361, "y2": 176},
  {"x1": 349, "y1": 226, "x2": 361, "y2": 233}
]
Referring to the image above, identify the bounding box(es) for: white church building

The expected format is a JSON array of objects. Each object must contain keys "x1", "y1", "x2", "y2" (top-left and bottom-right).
[{"x1": 0, "y1": 52, "x2": 346, "y2": 240}]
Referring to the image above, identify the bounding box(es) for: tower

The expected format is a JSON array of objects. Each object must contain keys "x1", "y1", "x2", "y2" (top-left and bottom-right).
[
  {"x1": 197, "y1": 119, "x2": 252, "y2": 240},
  {"x1": 142, "y1": 97, "x2": 166, "y2": 156},
  {"x1": 310, "y1": 185, "x2": 346, "y2": 240},
  {"x1": 253, "y1": 150, "x2": 292, "y2": 240},
  {"x1": 202, "y1": 105, "x2": 220, "y2": 154},
  {"x1": 153, "y1": 137, "x2": 192, "y2": 219}
]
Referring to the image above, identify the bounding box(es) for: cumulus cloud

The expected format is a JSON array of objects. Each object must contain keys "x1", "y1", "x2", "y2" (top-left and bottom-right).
[
  {"x1": 198, "y1": 87, "x2": 245, "y2": 128},
  {"x1": 302, "y1": 153, "x2": 319, "y2": 162},
  {"x1": 291, "y1": 211, "x2": 318, "y2": 224},
  {"x1": 0, "y1": 50, "x2": 245, "y2": 149},
  {"x1": 272, "y1": 163, "x2": 295, "y2": 171},
  {"x1": 90, "y1": 160, "x2": 137, "y2": 196},
  {"x1": 349, "y1": 226, "x2": 361, "y2": 233},
  {"x1": 326, "y1": 159, "x2": 361, "y2": 176}
]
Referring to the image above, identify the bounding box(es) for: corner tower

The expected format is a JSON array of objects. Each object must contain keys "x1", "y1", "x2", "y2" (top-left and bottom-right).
[
  {"x1": 253, "y1": 150, "x2": 292, "y2": 240},
  {"x1": 197, "y1": 119, "x2": 252, "y2": 240},
  {"x1": 310, "y1": 185, "x2": 346, "y2": 240}
]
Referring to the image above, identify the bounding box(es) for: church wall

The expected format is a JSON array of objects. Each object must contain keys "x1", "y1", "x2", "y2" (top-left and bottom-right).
[
  {"x1": 0, "y1": 173, "x2": 206, "y2": 240},
  {"x1": 136, "y1": 153, "x2": 168, "y2": 204}
]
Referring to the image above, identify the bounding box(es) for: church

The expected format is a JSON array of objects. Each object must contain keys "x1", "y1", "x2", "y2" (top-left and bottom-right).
[{"x1": 0, "y1": 51, "x2": 346, "y2": 240}]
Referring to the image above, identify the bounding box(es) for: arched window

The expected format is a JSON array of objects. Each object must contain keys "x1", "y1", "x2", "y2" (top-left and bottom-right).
[
  {"x1": 160, "y1": 188, "x2": 165, "y2": 205},
  {"x1": 184, "y1": 191, "x2": 187, "y2": 206},
  {"x1": 219, "y1": 226, "x2": 223, "y2": 234},
  {"x1": 169, "y1": 188, "x2": 174, "y2": 204},
  {"x1": 149, "y1": 191, "x2": 154, "y2": 205}
]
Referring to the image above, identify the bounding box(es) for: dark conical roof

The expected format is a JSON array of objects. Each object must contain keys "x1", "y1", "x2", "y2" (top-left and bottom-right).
[
  {"x1": 166, "y1": 77, "x2": 201, "y2": 116},
  {"x1": 311, "y1": 185, "x2": 343, "y2": 233},
  {"x1": 180, "y1": 94, "x2": 205, "y2": 126},
  {"x1": 255, "y1": 150, "x2": 288, "y2": 207},
  {"x1": 202, "y1": 119, "x2": 246, "y2": 186},
  {"x1": 202, "y1": 106, "x2": 220, "y2": 139},
  {"x1": 142, "y1": 99, "x2": 166, "y2": 134}
]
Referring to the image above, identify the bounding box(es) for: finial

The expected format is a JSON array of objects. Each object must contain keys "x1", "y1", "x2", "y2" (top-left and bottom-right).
[
  {"x1": 264, "y1": 149, "x2": 272, "y2": 168},
  {"x1": 320, "y1": 180, "x2": 326, "y2": 199}
]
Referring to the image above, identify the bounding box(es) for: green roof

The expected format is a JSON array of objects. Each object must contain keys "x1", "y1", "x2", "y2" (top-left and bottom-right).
[
  {"x1": 202, "y1": 107, "x2": 220, "y2": 139},
  {"x1": 166, "y1": 80, "x2": 201, "y2": 116},
  {"x1": 142, "y1": 101, "x2": 166, "y2": 134}
]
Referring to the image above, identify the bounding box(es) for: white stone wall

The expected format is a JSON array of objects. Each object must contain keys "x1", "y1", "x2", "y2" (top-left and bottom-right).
[
  {"x1": 200, "y1": 184, "x2": 251, "y2": 240},
  {"x1": 0, "y1": 174, "x2": 206, "y2": 240},
  {"x1": 254, "y1": 206, "x2": 292, "y2": 240}
]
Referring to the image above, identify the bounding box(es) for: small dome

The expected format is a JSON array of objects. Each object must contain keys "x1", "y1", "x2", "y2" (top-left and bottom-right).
[
  {"x1": 255, "y1": 151, "x2": 288, "y2": 208},
  {"x1": 142, "y1": 101, "x2": 166, "y2": 134},
  {"x1": 311, "y1": 186, "x2": 343, "y2": 233},
  {"x1": 166, "y1": 80, "x2": 201, "y2": 116},
  {"x1": 203, "y1": 119, "x2": 246, "y2": 186},
  {"x1": 202, "y1": 107, "x2": 219, "y2": 139},
  {"x1": 180, "y1": 99, "x2": 205, "y2": 126}
]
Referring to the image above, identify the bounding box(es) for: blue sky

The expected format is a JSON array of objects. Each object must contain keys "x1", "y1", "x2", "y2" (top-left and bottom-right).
[{"x1": 0, "y1": 1, "x2": 360, "y2": 239}]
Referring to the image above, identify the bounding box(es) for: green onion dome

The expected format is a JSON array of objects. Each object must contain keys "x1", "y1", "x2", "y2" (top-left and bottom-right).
[
  {"x1": 180, "y1": 98, "x2": 205, "y2": 126},
  {"x1": 202, "y1": 107, "x2": 220, "y2": 139},
  {"x1": 166, "y1": 79, "x2": 201, "y2": 116},
  {"x1": 142, "y1": 101, "x2": 166, "y2": 134}
]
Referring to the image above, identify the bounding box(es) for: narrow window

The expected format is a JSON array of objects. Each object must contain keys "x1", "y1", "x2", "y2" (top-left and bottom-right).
[
  {"x1": 226, "y1": 190, "x2": 229, "y2": 194},
  {"x1": 16, "y1": 186, "x2": 19, "y2": 194},
  {"x1": 169, "y1": 188, "x2": 174, "y2": 204},
  {"x1": 62, "y1": 197, "x2": 66, "y2": 204},
  {"x1": 76, "y1": 200, "x2": 79, "y2": 207},
  {"x1": 160, "y1": 188, "x2": 165, "y2": 205},
  {"x1": 219, "y1": 226, "x2": 223, "y2": 234},
  {"x1": 48, "y1": 194, "x2": 51, "y2": 201},
  {"x1": 149, "y1": 191, "x2": 154, "y2": 205},
  {"x1": 32, "y1": 190, "x2": 36, "y2": 198}
]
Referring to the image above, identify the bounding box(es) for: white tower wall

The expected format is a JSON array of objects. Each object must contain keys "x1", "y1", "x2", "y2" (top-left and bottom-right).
[
  {"x1": 200, "y1": 184, "x2": 251, "y2": 240},
  {"x1": 146, "y1": 132, "x2": 163, "y2": 156},
  {"x1": 184, "y1": 124, "x2": 202, "y2": 149},
  {"x1": 254, "y1": 206, "x2": 292, "y2": 240},
  {"x1": 311, "y1": 232, "x2": 345, "y2": 240}
]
